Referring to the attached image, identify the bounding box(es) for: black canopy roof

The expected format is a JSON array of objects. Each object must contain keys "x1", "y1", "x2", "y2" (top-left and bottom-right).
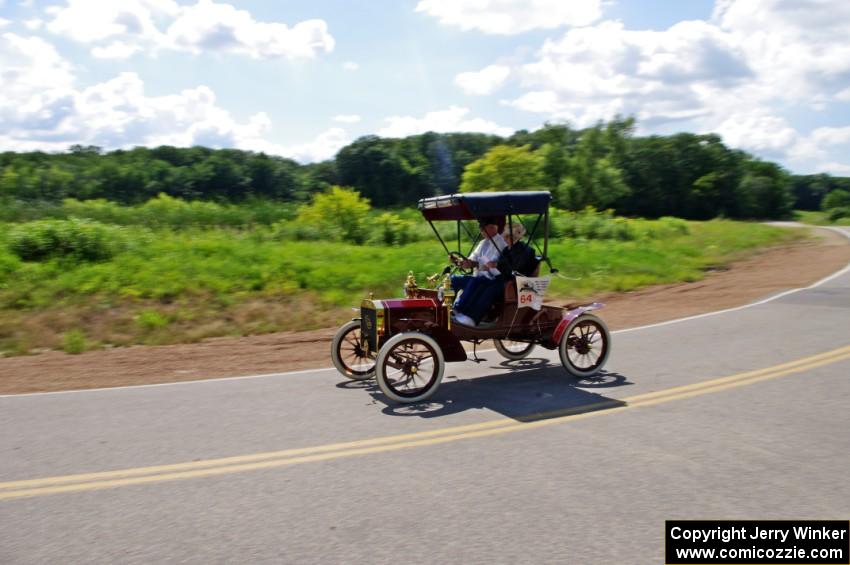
[{"x1": 418, "y1": 191, "x2": 551, "y2": 221}]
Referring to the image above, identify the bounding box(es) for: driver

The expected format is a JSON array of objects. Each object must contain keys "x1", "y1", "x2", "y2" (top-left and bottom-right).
[{"x1": 450, "y1": 217, "x2": 507, "y2": 326}]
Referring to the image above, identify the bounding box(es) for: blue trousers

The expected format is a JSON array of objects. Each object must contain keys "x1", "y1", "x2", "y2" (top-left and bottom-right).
[{"x1": 451, "y1": 275, "x2": 504, "y2": 323}]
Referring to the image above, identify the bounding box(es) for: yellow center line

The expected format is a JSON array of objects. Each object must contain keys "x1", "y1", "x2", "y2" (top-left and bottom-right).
[
  {"x1": 625, "y1": 344, "x2": 850, "y2": 404},
  {"x1": 0, "y1": 418, "x2": 523, "y2": 490},
  {"x1": 2, "y1": 345, "x2": 849, "y2": 501}
]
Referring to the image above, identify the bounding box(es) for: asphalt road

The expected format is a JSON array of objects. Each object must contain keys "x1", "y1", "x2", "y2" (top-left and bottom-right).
[{"x1": 1, "y1": 227, "x2": 848, "y2": 564}]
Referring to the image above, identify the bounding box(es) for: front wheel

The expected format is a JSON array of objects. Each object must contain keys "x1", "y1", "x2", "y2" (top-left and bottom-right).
[
  {"x1": 493, "y1": 339, "x2": 535, "y2": 360},
  {"x1": 376, "y1": 332, "x2": 445, "y2": 403},
  {"x1": 558, "y1": 314, "x2": 611, "y2": 378},
  {"x1": 331, "y1": 321, "x2": 376, "y2": 380}
]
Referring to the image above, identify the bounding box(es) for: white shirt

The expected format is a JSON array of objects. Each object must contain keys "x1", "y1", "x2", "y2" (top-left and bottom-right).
[{"x1": 469, "y1": 234, "x2": 507, "y2": 279}]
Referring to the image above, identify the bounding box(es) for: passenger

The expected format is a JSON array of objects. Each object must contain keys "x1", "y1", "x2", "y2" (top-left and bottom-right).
[
  {"x1": 450, "y1": 217, "x2": 506, "y2": 326},
  {"x1": 498, "y1": 223, "x2": 538, "y2": 278}
]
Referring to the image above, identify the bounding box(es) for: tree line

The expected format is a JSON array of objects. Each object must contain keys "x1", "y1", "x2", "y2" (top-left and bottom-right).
[{"x1": 1, "y1": 119, "x2": 848, "y2": 220}]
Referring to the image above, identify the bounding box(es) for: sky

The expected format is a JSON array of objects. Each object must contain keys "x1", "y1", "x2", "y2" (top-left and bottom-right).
[{"x1": 1, "y1": 0, "x2": 849, "y2": 175}]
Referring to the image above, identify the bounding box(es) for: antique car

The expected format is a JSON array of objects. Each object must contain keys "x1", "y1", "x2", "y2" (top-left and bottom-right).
[{"x1": 330, "y1": 191, "x2": 611, "y2": 403}]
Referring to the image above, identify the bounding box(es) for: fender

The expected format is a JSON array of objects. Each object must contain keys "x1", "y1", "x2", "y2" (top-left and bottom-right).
[{"x1": 552, "y1": 302, "x2": 605, "y2": 344}]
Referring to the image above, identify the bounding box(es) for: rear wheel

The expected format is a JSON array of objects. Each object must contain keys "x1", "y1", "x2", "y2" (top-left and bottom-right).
[
  {"x1": 376, "y1": 332, "x2": 445, "y2": 403},
  {"x1": 558, "y1": 314, "x2": 611, "y2": 378},
  {"x1": 493, "y1": 339, "x2": 535, "y2": 360},
  {"x1": 331, "y1": 321, "x2": 376, "y2": 380}
]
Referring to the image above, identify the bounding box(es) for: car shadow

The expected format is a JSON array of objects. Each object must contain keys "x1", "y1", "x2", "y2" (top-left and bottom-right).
[{"x1": 337, "y1": 355, "x2": 633, "y2": 422}]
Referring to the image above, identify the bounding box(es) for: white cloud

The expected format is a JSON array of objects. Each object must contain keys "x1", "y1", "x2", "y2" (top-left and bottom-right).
[
  {"x1": 24, "y1": 19, "x2": 44, "y2": 30},
  {"x1": 378, "y1": 106, "x2": 513, "y2": 137},
  {"x1": 416, "y1": 0, "x2": 602, "y2": 34},
  {"x1": 493, "y1": 0, "x2": 850, "y2": 172},
  {"x1": 91, "y1": 41, "x2": 143, "y2": 59},
  {"x1": 46, "y1": 0, "x2": 177, "y2": 45},
  {"x1": 0, "y1": 68, "x2": 275, "y2": 152},
  {"x1": 45, "y1": 0, "x2": 334, "y2": 60},
  {"x1": 0, "y1": 33, "x2": 76, "y2": 112},
  {"x1": 505, "y1": 20, "x2": 749, "y2": 128},
  {"x1": 274, "y1": 127, "x2": 350, "y2": 163},
  {"x1": 710, "y1": 0, "x2": 850, "y2": 106},
  {"x1": 788, "y1": 123, "x2": 850, "y2": 176},
  {"x1": 343, "y1": 61, "x2": 359, "y2": 71},
  {"x1": 507, "y1": 90, "x2": 560, "y2": 114},
  {"x1": 0, "y1": 34, "x2": 321, "y2": 160},
  {"x1": 227, "y1": 126, "x2": 351, "y2": 163},
  {"x1": 817, "y1": 162, "x2": 850, "y2": 175},
  {"x1": 455, "y1": 64, "x2": 510, "y2": 95},
  {"x1": 809, "y1": 126, "x2": 850, "y2": 147},
  {"x1": 166, "y1": 0, "x2": 334, "y2": 59},
  {"x1": 789, "y1": 125, "x2": 850, "y2": 167},
  {"x1": 714, "y1": 112, "x2": 797, "y2": 153},
  {"x1": 0, "y1": 18, "x2": 9, "y2": 29},
  {"x1": 332, "y1": 114, "x2": 361, "y2": 123}
]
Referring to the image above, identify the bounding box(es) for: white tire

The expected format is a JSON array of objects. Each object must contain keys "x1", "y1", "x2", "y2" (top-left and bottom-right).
[
  {"x1": 558, "y1": 314, "x2": 611, "y2": 378},
  {"x1": 331, "y1": 321, "x2": 376, "y2": 380},
  {"x1": 493, "y1": 339, "x2": 536, "y2": 360},
  {"x1": 376, "y1": 332, "x2": 445, "y2": 403}
]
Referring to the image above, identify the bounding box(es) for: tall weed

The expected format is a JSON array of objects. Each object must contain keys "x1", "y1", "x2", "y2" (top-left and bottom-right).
[
  {"x1": 1, "y1": 195, "x2": 298, "y2": 228},
  {"x1": 7, "y1": 219, "x2": 125, "y2": 262}
]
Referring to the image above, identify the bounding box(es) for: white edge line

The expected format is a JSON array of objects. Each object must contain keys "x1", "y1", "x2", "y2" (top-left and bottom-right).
[{"x1": 3, "y1": 226, "x2": 848, "y2": 399}]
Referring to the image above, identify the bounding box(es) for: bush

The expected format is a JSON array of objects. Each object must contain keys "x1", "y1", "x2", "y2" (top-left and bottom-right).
[
  {"x1": 550, "y1": 207, "x2": 638, "y2": 241},
  {"x1": 295, "y1": 186, "x2": 371, "y2": 244},
  {"x1": 7, "y1": 219, "x2": 122, "y2": 262},
  {"x1": 56, "y1": 195, "x2": 298, "y2": 229},
  {"x1": 269, "y1": 219, "x2": 320, "y2": 242},
  {"x1": 0, "y1": 250, "x2": 21, "y2": 280},
  {"x1": 62, "y1": 330, "x2": 87, "y2": 354},
  {"x1": 62, "y1": 198, "x2": 132, "y2": 224},
  {"x1": 135, "y1": 310, "x2": 170, "y2": 330},
  {"x1": 822, "y1": 189, "x2": 850, "y2": 211},
  {"x1": 371, "y1": 212, "x2": 414, "y2": 245},
  {"x1": 654, "y1": 216, "x2": 690, "y2": 236},
  {"x1": 0, "y1": 198, "x2": 67, "y2": 222},
  {"x1": 827, "y1": 206, "x2": 850, "y2": 221}
]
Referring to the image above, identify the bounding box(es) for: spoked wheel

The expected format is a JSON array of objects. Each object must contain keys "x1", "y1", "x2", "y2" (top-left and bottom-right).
[
  {"x1": 558, "y1": 314, "x2": 611, "y2": 378},
  {"x1": 376, "y1": 332, "x2": 445, "y2": 403},
  {"x1": 493, "y1": 339, "x2": 535, "y2": 360},
  {"x1": 331, "y1": 321, "x2": 376, "y2": 380}
]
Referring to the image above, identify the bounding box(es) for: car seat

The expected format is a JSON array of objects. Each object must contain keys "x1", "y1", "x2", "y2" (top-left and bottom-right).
[{"x1": 503, "y1": 256, "x2": 542, "y2": 305}]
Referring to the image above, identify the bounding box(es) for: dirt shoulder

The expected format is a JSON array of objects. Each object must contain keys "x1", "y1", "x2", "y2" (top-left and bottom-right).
[{"x1": 1, "y1": 227, "x2": 848, "y2": 395}]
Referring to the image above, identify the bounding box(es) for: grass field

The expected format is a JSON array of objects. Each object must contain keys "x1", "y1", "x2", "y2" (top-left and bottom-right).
[
  {"x1": 0, "y1": 209, "x2": 804, "y2": 356},
  {"x1": 794, "y1": 210, "x2": 850, "y2": 226}
]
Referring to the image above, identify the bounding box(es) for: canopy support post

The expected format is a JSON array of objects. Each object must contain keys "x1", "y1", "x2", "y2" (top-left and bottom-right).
[
  {"x1": 542, "y1": 208, "x2": 557, "y2": 273},
  {"x1": 427, "y1": 220, "x2": 451, "y2": 256}
]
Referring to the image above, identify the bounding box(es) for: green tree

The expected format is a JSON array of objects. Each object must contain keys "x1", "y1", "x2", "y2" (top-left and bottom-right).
[
  {"x1": 460, "y1": 145, "x2": 545, "y2": 192},
  {"x1": 736, "y1": 160, "x2": 793, "y2": 219},
  {"x1": 791, "y1": 174, "x2": 832, "y2": 211},
  {"x1": 298, "y1": 161, "x2": 338, "y2": 199},
  {"x1": 336, "y1": 136, "x2": 435, "y2": 206},
  {"x1": 538, "y1": 143, "x2": 569, "y2": 188},
  {"x1": 556, "y1": 158, "x2": 629, "y2": 210},
  {"x1": 553, "y1": 126, "x2": 630, "y2": 210},
  {"x1": 617, "y1": 133, "x2": 743, "y2": 218},
  {"x1": 296, "y1": 186, "x2": 371, "y2": 244}
]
